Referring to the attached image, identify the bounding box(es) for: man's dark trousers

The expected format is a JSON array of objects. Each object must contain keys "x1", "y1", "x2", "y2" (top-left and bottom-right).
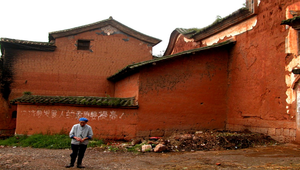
[{"x1": 70, "y1": 144, "x2": 87, "y2": 166}]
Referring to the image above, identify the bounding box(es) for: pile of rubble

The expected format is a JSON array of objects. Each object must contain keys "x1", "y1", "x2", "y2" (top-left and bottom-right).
[{"x1": 128, "y1": 130, "x2": 277, "y2": 153}]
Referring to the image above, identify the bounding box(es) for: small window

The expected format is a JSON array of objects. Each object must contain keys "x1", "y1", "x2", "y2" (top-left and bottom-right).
[
  {"x1": 12, "y1": 111, "x2": 17, "y2": 118},
  {"x1": 77, "y1": 40, "x2": 90, "y2": 50}
]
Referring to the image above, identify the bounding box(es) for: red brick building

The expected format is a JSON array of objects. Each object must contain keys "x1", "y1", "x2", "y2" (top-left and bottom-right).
[
  {"x1": 0, "y1": 17, "x2": 160, "y2": 139},
  {"x1": 2, "y1": 0, "x2": 300, "y2": 143}
]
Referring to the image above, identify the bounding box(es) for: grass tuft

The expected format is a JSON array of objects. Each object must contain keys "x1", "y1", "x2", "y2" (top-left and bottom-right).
[{"x1": 0, "y1": 134, "x2": 104, "y2": 149}]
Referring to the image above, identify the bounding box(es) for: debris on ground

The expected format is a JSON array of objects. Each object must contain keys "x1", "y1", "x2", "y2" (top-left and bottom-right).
[
  {"x1": 141, "y1": 144, "x2": 152, "y2": 152},
  {"x1": 164, "y1": 130, "x2": 276, "y2": 152},
  {"x1": 153, "y1": 144, "x2": 167, "y2": 152},
  {"x1": 100, "y1": 130, "x2": 277, "y2": 153}
]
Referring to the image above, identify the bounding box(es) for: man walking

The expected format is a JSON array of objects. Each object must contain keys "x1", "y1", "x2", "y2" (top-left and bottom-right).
[{"x1": 66, "y1": 117, "x2": 93, "y2": 168}]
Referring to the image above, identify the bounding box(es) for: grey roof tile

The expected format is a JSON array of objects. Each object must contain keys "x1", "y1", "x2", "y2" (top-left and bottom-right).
[
  {"x1": 0, "y1": 38, "x2": 56, "y2": 51},
  {"x1": 11, "y1": 95, "x2": 138, "y2": 108},
  {"x1": 0, "y1": 38, "x2": 55, "y2": 46},
  {"x1": 281, "y1": 15, "x2": 300, "y2": 26},
  {"x1": 49, "y1": 17, "x2": 161, "y2": 46}
]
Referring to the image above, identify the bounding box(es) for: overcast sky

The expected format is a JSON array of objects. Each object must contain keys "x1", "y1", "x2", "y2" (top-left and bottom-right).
[{"x1": 0, "y1": 0, "x2": 244, "y2": 55}]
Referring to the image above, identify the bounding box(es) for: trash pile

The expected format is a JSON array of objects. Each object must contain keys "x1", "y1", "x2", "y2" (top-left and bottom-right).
[{"x1": 127, "y1": 130, "x2": 277, "y2": 153}]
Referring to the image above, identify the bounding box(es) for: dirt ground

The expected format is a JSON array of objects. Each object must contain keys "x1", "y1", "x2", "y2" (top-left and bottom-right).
[{"x1": 1, "y1": 143, "x2": 300, "y2": 170}]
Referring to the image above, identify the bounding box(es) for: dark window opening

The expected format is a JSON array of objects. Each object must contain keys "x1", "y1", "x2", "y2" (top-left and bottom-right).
[
  {"x1": 77, "y1": 40, "x2": 90, "y2": 50},
  {"x1": 12, "y1": 111, "x2": 17, "y2": 118}
]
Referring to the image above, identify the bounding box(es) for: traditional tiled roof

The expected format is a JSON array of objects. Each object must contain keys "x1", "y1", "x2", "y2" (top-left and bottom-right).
[
  {"x1": 188, "y1": 8, "x2": 253, "y2": 41},
  {"x1": 175, "y1": 28, "x2": 198, "y2": 37},
  {"x1": 10, "y1": 95, "x2": 138, "y2": 108},
  {"x1": 0, "y1": 38, "x2": 54, "y2": 46},
  {"x1": 49, "y1": 16, "x2": 161, "y2": 46},
  {"x1": 108, "y1": 38, "x2": 236, "y2": 82},
  {"x1": 281, "y1": 16, "x2": 300, "y2": 29},
  {"x1": 0, "y1": 38, "x2": 56, "y2": 51},
  {"x1": 164, "y1": 8, "x2": 254, "y2": 56}
]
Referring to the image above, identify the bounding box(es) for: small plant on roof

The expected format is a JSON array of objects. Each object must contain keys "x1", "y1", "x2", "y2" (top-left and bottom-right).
[
  {"x1": 102, "y1": 99, "x2": 108, "y2": 106},
  {"x1": 113, "y1": 98, "x2": 121, "y2": 106},
  {"x1": 90, "y1": 99, "x2": 97, "y2": 105},
  {"x1": 212, "y1": 15, "x2": 223, "y2": 24},
  {"x1": 23, "y1": 91, "x2": 32, "y2": 95},
  {"x1": 80, "y1": 99, "x2": 86, "y2": 105}
]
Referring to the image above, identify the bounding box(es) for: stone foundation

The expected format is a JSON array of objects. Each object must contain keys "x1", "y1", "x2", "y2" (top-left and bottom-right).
[{"x1": 227, "y1": 124, "x2": 296, "y2": 143}]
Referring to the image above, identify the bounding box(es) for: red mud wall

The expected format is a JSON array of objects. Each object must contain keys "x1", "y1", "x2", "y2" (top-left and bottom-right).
[
  {"x1": 0, "y1": 96, "x2": 15, "y2": 136},
  {"x1": 171, "y1": 35, "x2": 201, "y2": 55},
  {"x1": 226, "y1": 0, "x2": 297, "y2": 142},
  {"x1": 7, "y1": 29, "x2": 153, "y2": 98},
  {"x1": 136, "y1": 49, "x2": 229, "y2": 137},
  {"x1": 114, "y1": 73, "x2": 140, "y2": 100},
  {"x1": 15, "y1": 105, "x2": 138, "y2": 140},
  {"x1": 2, "y1": 29, "x2": 152, "y2": 136}
]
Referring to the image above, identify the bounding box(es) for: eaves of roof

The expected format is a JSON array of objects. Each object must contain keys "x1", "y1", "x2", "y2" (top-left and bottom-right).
[
  {"x1": 163, "y1": 30, "x2": 181, "y2": 56},
  {"x1": 164, "y1": 8, "x2": 253, "y2": 56},
  {"x1": 0, "y1": 38, "x2": 56, "y2": 51},
  {"x1": 281, "y1": 16, "x2": 300, "y2": 29},
  {"x1": 49, "y1": 17, "x2": 161, "y2": 46},
  {"x1": 107, "y1": 38, "x2": 236, "y2": 82},
  {"x1": 10, "y1": 95, "x2": 138, "y2": 108}
]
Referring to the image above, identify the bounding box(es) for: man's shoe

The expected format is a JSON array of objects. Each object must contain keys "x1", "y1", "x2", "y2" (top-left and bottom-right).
[
  {"x1": 65, "y1": 164, "x2": 74, "y2": 168},
  {"x1": 77, "y1": 165, "x2": 85, "y2": 168}
]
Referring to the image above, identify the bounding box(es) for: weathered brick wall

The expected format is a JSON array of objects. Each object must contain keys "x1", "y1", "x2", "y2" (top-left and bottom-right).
[
  {"x1": 114, "y1": 73, "x2": 140, "y2": 101},
  {"x1": 0, "y1": 48, "x2": 16, "y2": 136},
  {"x1": 1, "y1": 26, "x2": 153, "y2": 137},
  {"x1": 168, "y1": 0, "x2": 300, "y2": 143},
  {"x1": 15, "y1": 104, "x2": 138, "y2": 140},
  {"x1": 226, "y1": 0, "x2": 299, "y2": 143},
  {"x1": 8, "y1": 28, "x2": 153, "y2": 98},
  {"x1": 135, "y1": 49, "x2": 229, "y2": 137},
  {"x1": 171, "y1": 35, "x2": 201, "y2": 55},
  {"x1": 0, "y1": 96, "x2": 15, "y2": 136}
]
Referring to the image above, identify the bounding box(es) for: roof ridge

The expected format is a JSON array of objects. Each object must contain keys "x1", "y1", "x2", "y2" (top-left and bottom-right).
[
  {"x1": 48, "y1": 17, "x2": 161, "y2": 46},
  {"x1": 130, "y1": 38, "x2": 236, "y2": 69},
  {"x1": 49, "y1": 17, "x2": 113, "y2": 35},
  {"x1": 191, "y1": 8, "x2": 253, "y2": 40},
  {"x1": 175, "y1": 28, "x2": 196, "y2": 35},
  {"x1": 177, "y1": 8, "x2": 253, "y2": 40}
]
